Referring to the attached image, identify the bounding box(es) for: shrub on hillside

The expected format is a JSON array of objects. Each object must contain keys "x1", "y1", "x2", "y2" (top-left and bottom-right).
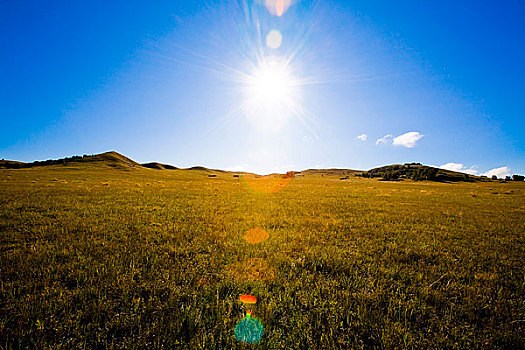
[{"x1": 512, "y1": 174, "x2": 524, "y2": 181}]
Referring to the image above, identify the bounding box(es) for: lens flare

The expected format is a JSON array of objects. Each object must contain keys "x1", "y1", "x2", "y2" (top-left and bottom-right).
[
  {"x1": 240, "y1": 173, "x2": 294, "y2": 193},
  {"x1": 236, "y1": 294, "x2": 263, "y2": 343},
  {"x1": 244, "y1": 227, "x2": 270, "y2": 244},
  {"x1": 235, "y1": 316, "x2": 264, "y2": 343},
  {"x1": 276, "y1": 0, "x2": 285, "y2": 16},
  {"x1": 240, "y1": 294, "x2": 258, "y2": 304},
  {"x1": 264, "y1": 0, "x2": 292, "y2": 16},
  {"x1": 266, "y1": 30, "x2": 282, "y2": 49}
]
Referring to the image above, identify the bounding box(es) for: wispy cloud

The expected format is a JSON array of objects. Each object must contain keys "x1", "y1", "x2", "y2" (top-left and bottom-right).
[
  {"x1": 357, "y1": 133, "x2": 368, "y2": 141},
  {"x1": 482, "y1": 166, "x2": 511, "y2": 179},
  {"x1": 393, "y1": 131, "x2": 424, "y2": 148},
  {"x1": 439, "y1": 162, "x2": 478, "y2": 175},
  {"x1": 376, "y1": 134, "x2": 393, "y2": 145}
]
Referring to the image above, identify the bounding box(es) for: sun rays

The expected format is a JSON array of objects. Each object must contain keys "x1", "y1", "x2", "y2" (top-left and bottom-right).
[
  {"x1": 149, "y1": 1, "x2": 328, "y2": 139},
  {"x1": 142, "y1": 0, "x2": 336, "y2": 173}
]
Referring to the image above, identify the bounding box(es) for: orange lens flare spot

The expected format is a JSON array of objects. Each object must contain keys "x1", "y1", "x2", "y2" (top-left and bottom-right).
[
  {"x1": 241, "y1": 172, "x2": 294, "y2": 193},
  {"x1": 244, "y1": 227, "x2": 270, "y2": 244},
  {"x1": 240, "y1": 294, "x2": 257, "y2": 304}
]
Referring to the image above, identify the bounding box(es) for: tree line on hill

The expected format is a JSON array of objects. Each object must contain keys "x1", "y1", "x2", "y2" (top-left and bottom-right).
[
  {"x1": 357, "y1": 164, "x2": 524, "y2": 182},
  {"x1": 357, "y1": 164, "x2": 443, "y2": 181},
  {"x1": 0, "y1": 155, "x2": 92, "y2": 169}
]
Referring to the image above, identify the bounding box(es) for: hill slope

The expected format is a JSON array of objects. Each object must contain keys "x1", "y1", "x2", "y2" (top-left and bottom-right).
[
  {"x1": 81, "y1": 151, "x2": 141, "y2": 168},
  {"x1": 0, "y1": 151, "x2": 140, "y2": 169},
  {"x1": 141, "y1": 162, "x2": 178, "y2": 170}
]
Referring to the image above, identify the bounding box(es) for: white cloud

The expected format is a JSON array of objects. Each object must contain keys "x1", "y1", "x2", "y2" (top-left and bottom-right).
[
  {"x1": 376, "y1": 134, "x2": 393, "y2": 145},
  {"x1": 357, "y1": 133, "x2": 368, "y2": 141},
  {"x1": 224, "y1": 164, "x2": 250, "y2": 172},
  {"x1": 482, "y1": 166, "x2": 511, "y2": 179},
  {"x1": 440, "y1": 163, "x2": 479, "y2": 175},
  {"x1": 393, "y1": 131, "x2": 424, "y2": 148},
  {"x1": 440, "y1": 162, "x2": 464, "y2": 172}
]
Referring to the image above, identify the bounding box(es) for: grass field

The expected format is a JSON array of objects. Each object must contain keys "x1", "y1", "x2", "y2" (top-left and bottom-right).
[{"x1": 1, "y1": 163, "x2": 524, "y2": 348}]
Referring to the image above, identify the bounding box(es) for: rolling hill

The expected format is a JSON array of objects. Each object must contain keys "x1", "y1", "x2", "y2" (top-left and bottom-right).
[
  {"x1": 0, "y1": 152, "x2": 516, "y2": 181},
  {"x1": 0, "y1": 151, "x2": 140, "y2": 170}
]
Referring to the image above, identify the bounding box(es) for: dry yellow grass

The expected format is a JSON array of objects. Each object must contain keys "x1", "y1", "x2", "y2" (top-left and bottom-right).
[{"x1": 0, "y1": 165, "x2": 523, "y2": 348}]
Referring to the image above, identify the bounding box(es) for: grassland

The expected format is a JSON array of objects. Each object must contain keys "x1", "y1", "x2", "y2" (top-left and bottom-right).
[{"x1": 0, "y1": 163, "x2": 524, "y2": 349}]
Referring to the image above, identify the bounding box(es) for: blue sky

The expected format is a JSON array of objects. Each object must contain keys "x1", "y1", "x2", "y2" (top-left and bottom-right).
[{"x1": 1, "y1": 0, "x2": 524, "y2": 176}]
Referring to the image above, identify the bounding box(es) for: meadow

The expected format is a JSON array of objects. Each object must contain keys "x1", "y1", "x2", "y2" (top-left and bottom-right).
[{"x1": 0, "y1": 163, "x2": 524, "y2": 349}]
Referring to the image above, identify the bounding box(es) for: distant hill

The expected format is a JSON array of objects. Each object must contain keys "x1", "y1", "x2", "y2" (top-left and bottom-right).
[
  {"x1": 300, "y1": 168, "x2": 361, "y2": 176},
  {"x1": 186, "y1": 166, "x2": 210, "y2": 171},
  {"x1": 142, "y1": 162, "x2": 178, "y2": 170},
  {"x1": 0, "y1": 151, "x2": 140, "y2": 169},
  {"x1": 0, "y1": 153, "x2": 508, "y2": 181},
  {"x1": 0, "y1": 152, "x2": 224, "y2": 173},
  {"x1": 0, "y1": 159, "x2": 25, "y2": 168},
  {"x1": 183, "y1": 166, "x2": 232, "y2": 174},
  {"x1": 358, "y1": 163, "x2": 480, "y2": 182}
]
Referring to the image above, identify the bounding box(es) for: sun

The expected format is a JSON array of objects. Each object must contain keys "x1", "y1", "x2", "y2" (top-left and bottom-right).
[
  {"x1": 239, "y1": 57, "x2": 301, "y2": 131},
  {"x1": 251, "y1": 69, "x2": 290, "y2": 102},
  {"x1": 245, "y1": 58, "x2": 295, "y2": 106}
]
